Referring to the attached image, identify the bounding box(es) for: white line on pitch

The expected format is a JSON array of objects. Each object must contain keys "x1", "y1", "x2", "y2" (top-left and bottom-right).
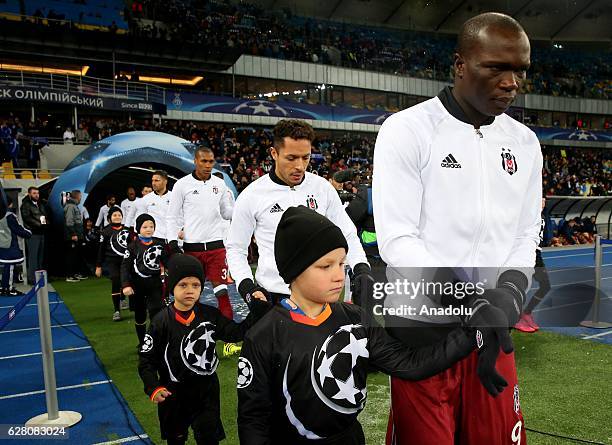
[
  {"x1": 0, "y1": 323, "x2": 77, "y2": 334},
  {"x1": 0, "y1": 380, "x2": 112, "y2": 400},
  {"x1": 547, "y1": 265, "x2": 612, "y2": 273},
  {"x1": 582, "y1": 330, "x2": 612, "y2": 340},
  {"x1": 544, "y1": 253, "x2": 594, "y2": 259},
  {"x1": 92, "y1": 434, "x2": 150, "y2": 445},
  {"x1": 0, "y1": 346, "x2": 91, "y2": 360},
  {"x1": 0, "y1": 301, "x2": 63, "y2": 309},
  {"x1": 532, "y1": 296, "x2": 612, "y2": 313}
]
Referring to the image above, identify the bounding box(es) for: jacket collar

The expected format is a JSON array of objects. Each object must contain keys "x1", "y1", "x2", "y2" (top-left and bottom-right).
[
  {"x1": 191, "y1": 171, "x2": 210, "y2": 182},
  {"x1": 437, "y1": 86, "x2": 494, "y2": 127},
  {"x1": 269, "y1": 166, "x2": 305, "y2": 187}
]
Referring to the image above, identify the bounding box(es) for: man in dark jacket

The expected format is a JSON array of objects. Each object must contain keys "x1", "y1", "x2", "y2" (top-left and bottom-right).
[
  {"x1": 64, "y1": 190, "x2": 85, "y2": 282},
  {"x1": 20, "y1": 186, "x2": 48, "y2": 285},
  {"x1": 0, "y1": 197, "x2": 32, "y2": 295}
]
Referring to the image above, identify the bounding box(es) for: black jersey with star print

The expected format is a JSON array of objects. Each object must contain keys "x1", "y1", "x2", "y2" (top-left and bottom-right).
[
  {"x1": 96, "y1": 224, "x2": 131, "y2": 266},
  {"x1": 138, "y1": 301, "x2": 269, "y2": 398},
  {"x1": 237, "y1": 302, "x2": 475, "y2": 444},
  {"x1": 120, "y1": 237, "x2": 167, "y2": 287}
]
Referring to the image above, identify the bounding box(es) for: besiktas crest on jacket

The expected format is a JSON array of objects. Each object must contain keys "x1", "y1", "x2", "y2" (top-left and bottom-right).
[
  {"x1": 306, "y1": 195, "x2": 318, "y2": 210},
  {"x1": 501, "y1": 148, "x2": 518, "y2": 175}
]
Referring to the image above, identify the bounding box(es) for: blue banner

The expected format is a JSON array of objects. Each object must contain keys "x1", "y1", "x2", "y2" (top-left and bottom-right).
[
  {"x1": 167, "y1": 91, "x2": 611, "y2": 141},
  {"x1": 168, "y1": 92, "x2": 392, "y2": 125},
  {"x1": 530, "y1": 127, "x2": 612, "y2": 142}
]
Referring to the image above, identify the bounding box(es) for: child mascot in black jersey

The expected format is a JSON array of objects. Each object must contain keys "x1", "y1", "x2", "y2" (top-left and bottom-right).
[
  {"x1": 237, "y1": 206, "x2": 477, "y2": 444},
  {"x1": 139, "y1": 253, "x2": 269, "y2": 445}
]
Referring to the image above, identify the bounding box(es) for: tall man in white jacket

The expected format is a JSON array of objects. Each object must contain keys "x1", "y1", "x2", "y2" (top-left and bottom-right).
[
  {"x1": 227, "y1": 119, "x2": 373, "y2": 306},
  {"x1": 167, "y1": 147, "x2": 235, "y2": 320},
  {"x1": 134, "y1": 170, "x2": 173, "y2": 241},
  {"x1": 374, "y1": 13, "x2": 541, "y2": 445}
]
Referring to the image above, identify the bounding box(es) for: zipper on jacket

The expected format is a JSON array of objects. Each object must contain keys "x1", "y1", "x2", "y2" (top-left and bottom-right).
[{"x1": 471, "y1": 129, "x2": 487, "y2": 265}]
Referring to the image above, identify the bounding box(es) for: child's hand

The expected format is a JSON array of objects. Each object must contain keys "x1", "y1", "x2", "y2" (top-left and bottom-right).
[
  {"x1": 123, "y1": 286, "x2": 134, "y2": 296},
  {"x1": 152, "y1": 388, "x2": 172, "y2": 404},
  {"x1": 251, "y1": 291, "x2": 267, "y2": 302},
  {"x1": 160, "y1": 265, "x2": 165, "y2": 276},
  {"x1": 95, "y1": 267, "x2": 102, "y2": 278}
]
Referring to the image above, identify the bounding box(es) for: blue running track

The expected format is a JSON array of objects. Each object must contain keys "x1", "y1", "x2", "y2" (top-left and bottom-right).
[{"x1": 0, "y1": 289, "x2": 151, "y2": 445}]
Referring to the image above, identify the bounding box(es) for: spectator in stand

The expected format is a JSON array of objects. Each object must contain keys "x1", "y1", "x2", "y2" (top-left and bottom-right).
[
  {"x1": 582, "y1": 215, "x2": 597, "y2": 237},
  {"x1": 20, "y1": 186, "x2": 49, "y2": 285},
  {"x1": 63, "y1": 127, "x2": 75, "y2": 143},
  {"x1": 75, "y1": 123, "x2": 92, "y2": 144},
  {"x1": 560, "y1": 219, "x2": 580, "y2": 245}
]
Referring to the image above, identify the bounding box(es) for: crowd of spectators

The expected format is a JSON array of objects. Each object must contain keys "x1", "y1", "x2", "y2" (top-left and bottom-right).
[
  {"x1": 0, "y1": 117, "x2": 47, "y2": 169},
  {"x1": 548, "y1": 216, "x2": 598, "y2": 247},
  {"x1": 3, "y1": 0, "x2": 609, "y2": 99},
  {"x1": 543, "y1": 147, "x2": 611, "y2": 197},
  {"x1": 3, "y1": 113, "x2": 610, "y2": 202},
  {"x1": 123, "y1": 0, "x2": 611, "y2": 100}
]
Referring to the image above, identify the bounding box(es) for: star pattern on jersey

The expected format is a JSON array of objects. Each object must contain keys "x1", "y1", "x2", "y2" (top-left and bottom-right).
[
  {"x1": 340, "y1": 333, "x2": 369, "y2": 368},
  {"x1": 332, "y1": 374, "x2": 361, "y2": 405}
]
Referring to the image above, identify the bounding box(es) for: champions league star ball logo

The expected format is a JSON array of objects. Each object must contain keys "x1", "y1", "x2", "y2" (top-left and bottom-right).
[
  {"x1": 143, "y1": 245, "x2": 163, "y2": 270},
  {"x1": 110, "y1": 229, "x2": 130, "y2": 256},
  {"x1": 310, "y1": 324, "x2": 369, "y2": 413},
  {"x1": 180, "y1": 321, "x2": 219, "y2": 375},
  {"x1": 237, "y1": 357, "x2": 254, "y2": 389},
  {"x1": 141, "y1": 334, "x2": 153, "y2": 353},
  {"x1": 234, "y1": 100, "x2": 289, "y2": 116},
  {"x1": 568, "y1": 129, "x2": 597, "y2": 141}
]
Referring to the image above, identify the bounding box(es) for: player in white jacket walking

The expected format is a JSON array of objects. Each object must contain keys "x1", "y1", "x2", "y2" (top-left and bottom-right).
[
  {"x1": 374, "y1": 13, "x2": 541, "y2": 445},
  {"x1": 227, "y1": 119, "x2": 373, "y2": 306}
]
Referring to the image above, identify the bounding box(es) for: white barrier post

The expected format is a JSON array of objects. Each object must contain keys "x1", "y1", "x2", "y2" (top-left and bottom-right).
[
  {"x1": 26, "y1": 270, "x2": 82, "y2": 427},
  {"x1": 580, "y1": 236, "x2": 612, "y2": 329}
]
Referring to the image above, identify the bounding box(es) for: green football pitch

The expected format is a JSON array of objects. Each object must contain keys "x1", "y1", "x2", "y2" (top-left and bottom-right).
[{"x1": 53, "y1": 279, "x2": 612, "y2": 445}]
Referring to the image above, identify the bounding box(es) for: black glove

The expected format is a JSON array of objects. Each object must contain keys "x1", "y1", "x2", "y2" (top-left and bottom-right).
[
  {"x1": 467, "y1": 300, "x2": 514, "y2": 397},
  {"x1": 238, "y1": 279, "x2": 271, "y2": 307},
  {"x1": 350, "y1": 263, "x2": 374, "y2": 307},
  {"x1": 168, "y1": 240, "x2": 183, "y2": 256}
]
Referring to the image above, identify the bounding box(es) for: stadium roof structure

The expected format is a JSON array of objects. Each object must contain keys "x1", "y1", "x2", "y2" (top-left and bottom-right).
[{"x1": 253, "y1": 0, "x2": 611, "y2": 42}]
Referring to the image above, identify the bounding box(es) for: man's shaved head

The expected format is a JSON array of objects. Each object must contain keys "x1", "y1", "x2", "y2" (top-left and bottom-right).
[
  {"x1": 452, "y1": 12, "x2": 531, "y2": 125},
  {"x1": 457, "y1": 12, "x2": 526, "y2": 56}
]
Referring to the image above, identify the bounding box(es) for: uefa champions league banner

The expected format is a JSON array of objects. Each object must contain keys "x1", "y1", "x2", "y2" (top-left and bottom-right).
[
  {"x1": 167, "y1": 91, "x2": 392, "y2": 125},
  {"x1": 529, "y1": 127, "x2": 612, "y2": 142},
  {"x1": 168, "y1": 90, "x2": 611, "y2": 141}
]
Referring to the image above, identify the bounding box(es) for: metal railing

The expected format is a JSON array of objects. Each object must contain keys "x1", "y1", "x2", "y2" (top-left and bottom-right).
[
  {"x1": 0, "y1": 69, "x2": 166, "y2": 104},
  {"x1": 0, "y1": 168, "x2": 64, "y2": 179}
]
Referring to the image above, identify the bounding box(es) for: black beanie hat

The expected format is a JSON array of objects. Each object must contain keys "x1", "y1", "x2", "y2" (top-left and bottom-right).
[
  {"x1": 167, "y1": 254, "x2": 204, "y2": 295},
  {"x1": 135, "y1": 213, "x2": 155, "y2": 234},
  {"x1": 107, "y1": 205, "x2": 123, "y2": 222},
  {"x1": 275, "y1": 206, "x2": 348, "y2": 284}
]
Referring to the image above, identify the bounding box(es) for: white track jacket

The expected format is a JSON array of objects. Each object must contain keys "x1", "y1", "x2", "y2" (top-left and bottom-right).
[
  {"x1": 227, "y1": 170, "x2": 368, "y2": 295},
  {"x1": 373, "y1": 87, "x2": 542, "y2": 323}
]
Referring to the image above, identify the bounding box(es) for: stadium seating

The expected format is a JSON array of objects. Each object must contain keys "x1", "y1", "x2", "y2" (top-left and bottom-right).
[{"x1": 24, "y1": 0, "x2": 127, "y2": 28}]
